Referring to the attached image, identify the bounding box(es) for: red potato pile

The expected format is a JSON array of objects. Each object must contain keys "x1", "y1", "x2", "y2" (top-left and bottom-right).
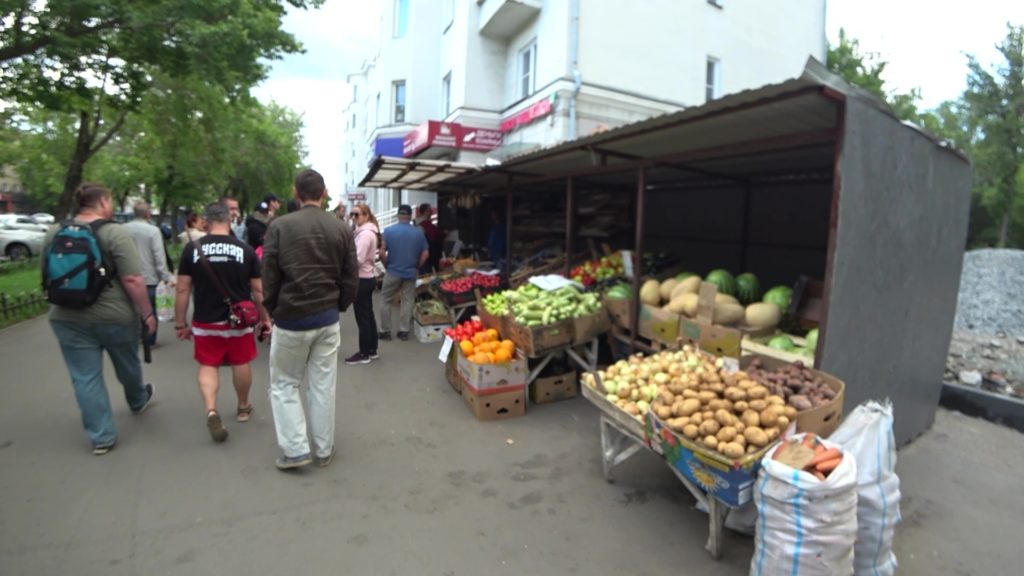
[{"x1": 745, "y1": 358, "x2": 837, "y2": 412}]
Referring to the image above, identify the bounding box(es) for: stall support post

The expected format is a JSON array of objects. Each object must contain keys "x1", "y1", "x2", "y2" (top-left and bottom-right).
[
  {"x1": 565, "y1": 176, "x2": 576, "y2": 276},
  {"x1": 629, "y1": 167, "x2": 647, "y2": 352},
  {"x1": 505, "y1": 189, "x2": 513, "y2": 274}
]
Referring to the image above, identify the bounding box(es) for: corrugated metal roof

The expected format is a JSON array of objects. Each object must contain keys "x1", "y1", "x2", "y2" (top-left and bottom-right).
[
  {"x1": 432, "y1": 58, "x2": 967, "y2": 193},
  {"x1": 359, "y1": 157, "x2": 480, "y2": 190}
]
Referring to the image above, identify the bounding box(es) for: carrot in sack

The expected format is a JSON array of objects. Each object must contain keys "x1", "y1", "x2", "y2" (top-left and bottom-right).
[
  {"x1": 813, "y1": 471, "x2": 827, "y2": 481},
  {"x1": 815, "y1": 456, "x2": 843, "y2": 473},
  {"x1": 808, "y1": 447, "x2": 842, "y2": 467}
]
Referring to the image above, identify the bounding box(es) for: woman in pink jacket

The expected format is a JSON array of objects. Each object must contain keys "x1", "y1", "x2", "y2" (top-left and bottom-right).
[{"x1": 345, "y1": 204, "x2": 382, "y2": 365}]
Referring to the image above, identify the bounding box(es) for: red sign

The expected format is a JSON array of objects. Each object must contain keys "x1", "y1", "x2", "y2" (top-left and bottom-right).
[
  {"x1": 501, "y1": 94, "x2": 556, "y2": 133},
  {"x1": 347, "y1": 193, "x2": 366, "y2": 201},
  {"x1": 402, "y1": 121, "x2": 503, "y2": 157}
]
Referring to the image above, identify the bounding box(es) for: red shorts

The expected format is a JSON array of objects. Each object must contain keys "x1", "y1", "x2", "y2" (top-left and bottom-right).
[{"x1": 192, "y1": 321, "x2": 257, "y2": 366}]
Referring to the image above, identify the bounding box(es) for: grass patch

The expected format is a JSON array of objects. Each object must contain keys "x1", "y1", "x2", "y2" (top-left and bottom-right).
[{"x1": 0, "y1": 261, "x2": 46, "y2": 329}]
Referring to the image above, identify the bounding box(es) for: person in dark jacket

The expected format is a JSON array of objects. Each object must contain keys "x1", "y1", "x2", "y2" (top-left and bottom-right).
[
  {"x1": 245, "y1": 202, "x2": 271, "y2": 249},
  {"x1": 416, "y1": 203, "x2": 444, "y2": 274},
  {"x1": 262, "y1": 169, "x2": 358, "y2": 470}
]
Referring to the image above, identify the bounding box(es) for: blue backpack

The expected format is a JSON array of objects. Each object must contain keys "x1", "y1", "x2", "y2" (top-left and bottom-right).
[{"x1": 43, "y1": 219, "x2": 115, "y2": 308}]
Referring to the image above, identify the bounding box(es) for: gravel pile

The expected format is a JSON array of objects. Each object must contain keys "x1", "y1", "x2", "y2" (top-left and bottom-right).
[{"x1": 954, "y1": 249, "x2": 1024, "y2": 335}]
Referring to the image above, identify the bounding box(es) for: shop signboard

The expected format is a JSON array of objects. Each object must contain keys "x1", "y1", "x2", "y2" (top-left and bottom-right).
[
  {"x1": 402, "y1": 121, "x2": 502, "y2": 157},
  {"x1": 501, "y1": 94, "x2": 557, "y2": 133}
]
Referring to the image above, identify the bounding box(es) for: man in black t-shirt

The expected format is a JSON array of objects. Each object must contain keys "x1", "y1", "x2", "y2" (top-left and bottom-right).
[{"x1": 174, "y1": 202, "x2": 271, "y2": 443}]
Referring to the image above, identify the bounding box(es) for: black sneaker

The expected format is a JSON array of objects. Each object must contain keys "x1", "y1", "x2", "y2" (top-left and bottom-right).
[
  {"x1": 132, "y1": 383, "x2": 155, "y2": 414},
  {"x1": 345, "y1": 352, "x2": 371, "y2": 365},
  {"x1": 92, "y1": 441, "x2": 116, "y2": 456},
  {"x1": 313, "y1": 447, "x2": 336, "y2": 468},
  {"x1": 378, "y1": 331, "x2": 392, "y2": 341},
  {"x1": 397, "y1": 331, "x2": 410, "y2": 341},
  {"x1": 368, "y1": 351, "x2": 380, "y2": 360},
  {"x1": 275, "y1": 453, "x2": 312, "y2": 470}
]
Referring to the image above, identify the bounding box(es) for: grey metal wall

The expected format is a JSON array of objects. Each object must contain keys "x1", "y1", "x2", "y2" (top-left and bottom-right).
[{"x1": 821, "y1": 98, "x2": 971, "y2": 445}]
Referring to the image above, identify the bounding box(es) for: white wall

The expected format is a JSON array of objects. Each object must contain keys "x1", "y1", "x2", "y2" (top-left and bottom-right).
[{"x1": 580, "y1": 0, "x2": 826, "y2": 106}]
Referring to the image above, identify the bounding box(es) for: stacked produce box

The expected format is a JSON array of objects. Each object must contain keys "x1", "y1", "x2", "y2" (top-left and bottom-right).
[
  {"x1": 413, "y1": 299, "x2": 451, "y2": 344},
  {"x1": 445, "y1": 319, "x2": 528, "y2": 421}
]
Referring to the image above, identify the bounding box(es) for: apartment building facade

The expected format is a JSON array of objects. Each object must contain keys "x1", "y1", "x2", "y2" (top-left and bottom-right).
[{"x1": 343, "y1": 0, "x2": 826, "y2": 215}]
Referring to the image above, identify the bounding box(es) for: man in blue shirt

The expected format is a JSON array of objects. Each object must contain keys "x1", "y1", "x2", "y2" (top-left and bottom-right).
[{"x1": 379, "y1": 205, "x2": 428, "y2": 341}]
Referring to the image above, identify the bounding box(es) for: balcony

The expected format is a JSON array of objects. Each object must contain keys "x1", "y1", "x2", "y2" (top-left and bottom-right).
[{"x1": 478, "y1": 0, "x2": 541, "y2": 39}]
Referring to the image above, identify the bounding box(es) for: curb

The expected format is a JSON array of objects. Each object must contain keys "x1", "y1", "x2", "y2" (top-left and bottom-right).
[{"x1": 940, "y1": 381, "x2": 1024, "y2": 433}]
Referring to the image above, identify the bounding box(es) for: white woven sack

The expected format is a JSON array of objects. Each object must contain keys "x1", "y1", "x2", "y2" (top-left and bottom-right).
[
  {"x1": 750, "y1": 434, "x2": 858, "y2": 576},
  {"x1": 829, "y1": 400, "x2": 901, "y2": 576}
]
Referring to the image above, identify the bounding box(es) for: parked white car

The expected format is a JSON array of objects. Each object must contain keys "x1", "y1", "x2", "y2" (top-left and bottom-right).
[
  {"x1": 0, "y1": 225, "x2": 45, "y2": 260},
  {"x1": 31, "y1": 213, "x2": 56, "y2": 224},
  {"x1": 0, "y1": 214, "x2": 49, "y2": 233}
]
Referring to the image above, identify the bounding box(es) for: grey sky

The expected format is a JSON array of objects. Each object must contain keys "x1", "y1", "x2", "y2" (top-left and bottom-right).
[{"x1": 255, "y1": 0, "x2": 1023, "y2": 201}]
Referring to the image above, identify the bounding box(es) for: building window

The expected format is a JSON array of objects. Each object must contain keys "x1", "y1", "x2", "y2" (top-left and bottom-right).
[
  {"x1": 375, "y1": 92, "x2": 381, "y2": 128},
  {"x1": 394, "y1": 0, "x2": 409, "y2": 38},
  {"x1": 706, "y1": 57, "x2": 720, "y2": 102},
  {"x1": 393, "y1": 80, "x2": 406, "y2": 123},
  {"x1": 353, "y1": 85, "x2": 358, "y2": 103},
  {"x1": 351, "y1": 113, "x2": 356, "y2": 129},
  {"x1": 442, "y1": 72, "x2": 452, "y2": 117},
  {"x1": 442, "y1": 0, "x2": 454, "y2": 31},
  {"x1": 518, "y1": 40, "x2": 537, "y2": 100}
]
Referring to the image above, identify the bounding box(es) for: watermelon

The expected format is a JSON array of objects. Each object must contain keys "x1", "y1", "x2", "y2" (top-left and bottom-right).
[
  {"x1": 763, "y1": 285, "x2": 793, "y2": 311},
  {"x1": 735, "y1": 272, "x2": 761, "y2": 304},
  {"x1": 704, "y1": 269, "x2": 736, "y2": 296},
  {"x1": 675, "y1": 271, "x2": 698, "y2": 281},
  {"x1": 606, "y1": 284, "x2": 632, "y2": 300},
  {"x1": 768, "y1": 335, "x2": 796, "y2": 352}
]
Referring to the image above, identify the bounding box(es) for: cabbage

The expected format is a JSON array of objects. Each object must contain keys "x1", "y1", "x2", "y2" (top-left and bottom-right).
[
  {"x1": 805, "y1": 328, "x2": 819, "y2": 352},
  {"x1": 768, "y1": 335, "x2": 796, "y2": 352}
]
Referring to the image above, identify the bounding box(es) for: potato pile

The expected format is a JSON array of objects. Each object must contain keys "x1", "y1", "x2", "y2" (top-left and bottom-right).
[
  {"x1": 745, "y1": 358, "x2": 838, "y2": 412},
  {"x1": 581, "y1": 347, "x2": 796, "y2": 460}
]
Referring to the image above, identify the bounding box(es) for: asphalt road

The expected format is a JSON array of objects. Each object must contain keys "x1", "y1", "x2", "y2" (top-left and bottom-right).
[{"x1": 1, "y1": 311, "x2": 1021, "y2": 575}]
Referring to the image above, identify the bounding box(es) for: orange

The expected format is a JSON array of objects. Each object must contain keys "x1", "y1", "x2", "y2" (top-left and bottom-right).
[
  {"x1": 493, "y1": 349, "x2": 511, "y2": 363},
  {"x1": 460, "y1": 340, "x2": 474, "y2": 356},
  {"x1": 500, "y1": 340, "x2": 515, "y2": 352},
  {"x1": 485, "y1": 328, "x2": 499, "y2": 341}
]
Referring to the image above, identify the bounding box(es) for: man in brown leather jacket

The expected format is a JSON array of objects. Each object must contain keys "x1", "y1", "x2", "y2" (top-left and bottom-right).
[{"x1": 262, "y1": 169, "x2": 358, "y2": 470}]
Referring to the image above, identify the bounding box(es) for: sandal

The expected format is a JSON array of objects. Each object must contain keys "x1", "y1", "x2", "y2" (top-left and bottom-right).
[{"x1": 236, "y1": 405, "x2": 254, "y2": 423}]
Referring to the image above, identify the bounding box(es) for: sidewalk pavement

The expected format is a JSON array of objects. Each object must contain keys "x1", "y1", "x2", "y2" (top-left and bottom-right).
[{"x1": 0, "y1": 312, "x2": 1021, "y2": 575}]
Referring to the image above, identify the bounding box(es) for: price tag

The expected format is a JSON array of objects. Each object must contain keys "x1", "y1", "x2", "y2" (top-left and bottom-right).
[
  {"x1": 721, "y1": 357, "x2": 740, "y2": 372},
  {"x1": 621, "y1": 250, "x2": 634, "y2": 279},
  {"x1": 438, "y1": 336, "x2": 454, "y2": 363}
]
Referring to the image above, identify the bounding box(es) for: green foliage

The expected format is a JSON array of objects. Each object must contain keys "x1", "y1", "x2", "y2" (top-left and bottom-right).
[
  {"x1": 0, "y1": 0, "x2": 323, "y2": 216},
  {"x1": 827, "y1": 28, "x2": 923, "y2": 122}
]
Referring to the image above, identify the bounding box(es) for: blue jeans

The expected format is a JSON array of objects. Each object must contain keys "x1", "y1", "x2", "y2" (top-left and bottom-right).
[
  {"x1": 50, "y1": 320, "x2": 148, "y2": 447},
  {"x1": 145, "y1": 285, "x2": 158, "y2": 345}
]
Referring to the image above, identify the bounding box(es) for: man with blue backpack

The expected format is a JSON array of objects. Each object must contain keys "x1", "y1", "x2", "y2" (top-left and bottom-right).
[{"x1": 43, "y1": 183, "x2": 159, "y2": 455}]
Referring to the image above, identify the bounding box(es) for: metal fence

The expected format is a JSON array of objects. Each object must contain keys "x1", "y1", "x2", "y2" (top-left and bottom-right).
[{"x1": 0, "y1": 290, "x2": 47, "y2": 321}]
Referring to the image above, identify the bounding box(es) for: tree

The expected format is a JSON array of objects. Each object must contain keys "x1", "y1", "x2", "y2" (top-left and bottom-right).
[
  {"x1": 961, "y1": 24, "x2": 1024, "y2": 248},
  {"x1": 0, "y1": 0, "x2": 322, "y2": 216},
  {"x1": 827, "y1": 28, "x2": 924, "y2": 122}
]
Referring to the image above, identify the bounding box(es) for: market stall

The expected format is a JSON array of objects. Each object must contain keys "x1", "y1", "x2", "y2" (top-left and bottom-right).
[{"x1": 430, "y1": 58, "x2": 971, "y2": 445}]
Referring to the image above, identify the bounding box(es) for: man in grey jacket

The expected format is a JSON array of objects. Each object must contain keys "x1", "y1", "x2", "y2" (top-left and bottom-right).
[
  {"x1": 262, "y1": 169, "x2": 358, "y2": 470},
  {"x1": 123, "y1": 201, "x2": 175, "y2": 346}
]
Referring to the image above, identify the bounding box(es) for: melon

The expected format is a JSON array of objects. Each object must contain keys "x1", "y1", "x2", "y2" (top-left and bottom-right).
[
  {"x1": 640, "y1": 279, "x2": 661, "y2": 306},
  {"x1": 745, "y1": 302, "x2": 781, "y2": 329},
  {"x1": 667, "y1": 292, "x2": 700, "y2": 317},
  {"x1": 735, "y1": 273, "x2": 761, "y2": 305},
  {"x1": 658, "y1": 278, "x2": 679, "y2": 302},
  {"x1": 705, "y1": 269, "x2": 736, "y2": 296},
  {"x1": 675, "y1": 275, "x2": 702, "y2": 296},
  {"x1": 714, "y1": 293, "x2": 740, "y2": 306},
  {"x1": 713, "y1": 302, "x2": 744, "y2": 325}
]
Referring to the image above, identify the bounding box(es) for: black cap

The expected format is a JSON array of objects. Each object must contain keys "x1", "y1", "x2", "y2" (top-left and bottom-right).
[
  {"x1": 263, "y1": 193, "x2": 280, "y2": 203},
  {"x1": 398, "y1": 204, "x2": 412, "y2": 216}
]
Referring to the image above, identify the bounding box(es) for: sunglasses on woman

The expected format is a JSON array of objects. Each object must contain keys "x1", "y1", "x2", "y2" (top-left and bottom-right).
[{"x1": 351, "y1": 212, "x2": 363, "y2": 218}]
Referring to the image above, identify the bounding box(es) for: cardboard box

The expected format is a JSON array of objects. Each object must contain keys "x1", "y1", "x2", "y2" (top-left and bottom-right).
[
  {"x1": 456, "y1": 351, "x2": 528, "y2": 391},
  {"x1": 573, "y1": 310, "x2": 611, "y2": 344},
  {"x1": 445, "y1": 344, "x2": 461, "y2": 394},
  {"x1": 414, "y1": 321, "x2": 449, "y2": 344},
  {"x1": 530, "y1": 369, "x2": 578, "y2": 404},
  {"x1": 646, "y1": 413, "x2": 775, "y2": 508},
  {"x1": 475, "y1": 291, "x2": 510, "y2": 337},
  {"x1": 508, "y1": 317, "x2": 574, "y2": 357},
  {"x1": 603, "y1": 296, "x2": 632, "y2": 330},
  {"x1": 679, "y1": 318, "x2": 742, "y2": 358},
  {"x1": 463, "y1": 382, "x2": 526, "y2": 421},
  {"x1": 638, "y1": 304, "x2": 681, "y2": 344},
  {"x1": 739, "y1": 354, "x2": 846, "y2": 437},
  {"x1": 414, "y1": 301, "x2": 450, "y2": 326}
]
